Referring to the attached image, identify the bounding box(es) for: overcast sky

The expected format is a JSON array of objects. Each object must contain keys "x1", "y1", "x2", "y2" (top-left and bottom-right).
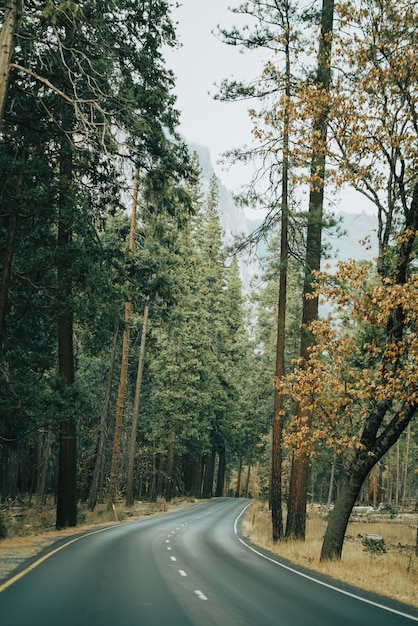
[
  {"x1": 166, "y1": 0, "x2": 262, "y2": 192},
  {"x1": 166, "y1": 1, "x2": 375, "y2": 215}
]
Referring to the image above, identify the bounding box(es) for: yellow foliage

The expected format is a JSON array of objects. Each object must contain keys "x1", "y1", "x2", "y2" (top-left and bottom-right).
[{"x1": 281, "y1": 260, "x2": 418, "y2": 456}]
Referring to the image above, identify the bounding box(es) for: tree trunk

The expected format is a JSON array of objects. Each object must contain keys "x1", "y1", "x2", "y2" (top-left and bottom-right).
[
  {"x1": 202, "y1": 434, "x2": 216, "y2": 499},
  {"x1": 286, "y1": 0, "x2": 334, "y2": 540},
  {"x1": 327, "y1": 451, "x2": 336, "y2": 507},
  {"x1": 321, "y1": 400, "x2": 417, "y2": 561},
  {"x1": 165, "y1": 430, "x2": 176, "y2": 502},
  {"x1": 55, "y1": 103, "x2": 77, "y2": 529},
  {"x1": 215, "y1": 439, "x2": 226, "y2": 497},
  {"x1": 271, "y1": 4, "x2": 292, "y2": 544},
  {"x1": 320, "y1": 454, "x2": 371, "y2": 561},
  {"x1": 244, "y1": 465, "x2": 251, "y2": 499},
  {"x1": 126, "y1": 299, "x2": 149, "y2": 506},
  {"x1": 87, "y1": 319, "x2": 119, "y2": 510},
  {"x1": 107, "y1": 167, "x2": 139, "y2": 510},
  {"x1": 0, "y1": 0, "x2": 21, "y2": 127},
  {"x1": 235, "y1": 455, "x2": 243, "y2": 498},
  {"x1": 0, "y1": 164, "x2": 24, "y2": 349},
  {"x1": 401, "y1": 423, "x2": 411, "y2": 511},
  {"x1": 107, "y1": 301, "x2": 131, "y2": 509},
  {"x1": 36, "y1": 428, "x2": 52, "y2": 505},
  {"x1": 395, "y1": 438, "x2": 400, "y2": 506}
]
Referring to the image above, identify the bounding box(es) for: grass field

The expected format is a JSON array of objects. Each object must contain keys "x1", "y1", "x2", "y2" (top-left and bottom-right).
[{"x1": 242, "y1": 502, "x2": 418, "y2": 608}]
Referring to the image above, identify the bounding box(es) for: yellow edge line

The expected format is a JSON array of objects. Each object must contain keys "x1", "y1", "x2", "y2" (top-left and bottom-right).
[
  {"x1": 0, "y1": 503, "x2": 203, "y2": 594},
  {"x1": 0, "y1": 524, "x2": 117, "y2": 593}
]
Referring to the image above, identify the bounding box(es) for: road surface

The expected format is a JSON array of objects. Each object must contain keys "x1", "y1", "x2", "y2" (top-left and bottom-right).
[{"x1": 0, "y1": 498, "x2": 417, "y2": 625}]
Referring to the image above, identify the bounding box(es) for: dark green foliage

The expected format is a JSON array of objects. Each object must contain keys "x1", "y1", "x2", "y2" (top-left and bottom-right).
[
  {"x1": 361, "y1": 536, "x2": 387, "y2": 556},
  {"x1": 0, "y1": 0, "x2": 196, "y2": 519},
  {"x1": 0, "y1": 515, "x2": 7, "y2": 539}
]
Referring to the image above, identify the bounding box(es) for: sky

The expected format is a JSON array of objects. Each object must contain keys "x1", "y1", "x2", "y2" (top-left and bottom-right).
[
  {"x1": 165, "y1": 0, "x2": 375, "y2": 215},
  {"x1": 165, "y1": 0, "x2": 262, "y2": 193}
]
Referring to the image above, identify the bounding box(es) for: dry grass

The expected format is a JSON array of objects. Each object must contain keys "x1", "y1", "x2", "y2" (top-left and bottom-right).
[
  {"x1": 242, "y1": 502, "x2": 418, "y2": 609},
  {"x1": 0, "y1": 495, "x2": 188, "y2": 539},
  {"x1": 0, "y1": 496, "x2": 198, "y2": 582}
]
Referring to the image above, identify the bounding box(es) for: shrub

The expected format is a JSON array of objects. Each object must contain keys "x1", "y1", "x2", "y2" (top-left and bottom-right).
[
  {"x1": 362, "y1": 535, "x2": 387, "y2": 556},
  {"x1": 0, "y1": 515, "x2": 7, "y2": 539}
]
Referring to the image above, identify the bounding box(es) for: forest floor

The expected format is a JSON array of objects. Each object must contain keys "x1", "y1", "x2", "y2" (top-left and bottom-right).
[
  {"x1": 242, "y1": 501, "x2": 418, "y2": 609},
  {"x1": 0, "y1": 497, "x2": 417, "y2": 609}
]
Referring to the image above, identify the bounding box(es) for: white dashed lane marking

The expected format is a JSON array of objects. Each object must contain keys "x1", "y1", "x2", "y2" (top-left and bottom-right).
[
  {"x1": 163, "y1": 505, "x2": 229, "y2": 606},
  {"x1": 195, "y1": 590, "x2": 208, "y2": 601}
]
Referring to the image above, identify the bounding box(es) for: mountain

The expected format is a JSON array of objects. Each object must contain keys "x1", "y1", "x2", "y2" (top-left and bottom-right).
[{"x1": 189, "y1": 141, "x2": 378, "y2": 291}]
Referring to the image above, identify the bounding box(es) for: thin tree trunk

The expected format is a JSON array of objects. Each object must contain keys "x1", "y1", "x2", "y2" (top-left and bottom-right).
[
  {"x1": 125, "y1": 299, "x2": 149, "y2": 507},
  {"x1": 55, "y1": 92, "x2": 77, "y2": 529},
  {"x1": 327, "y1": 451, "x2": 335, "y2": 507},
  {"x1": 88, "y1": 319, "x2": 119, "y2": 510},
  {"x1": 235, "y1": 456, "x2": 243, "y2": 498},
  {"x1": 215, "y1": 439, "x2": 226, "y2": 497},
  {"x1": 165, "y1": 430, "x2": 176, "y2": 502},
  {"x1": 395, "y1": 438, "x2": 400, "y2": 506},
  {"x1": 0, "y1": 0, "x2": 21, "y2": 127},
  {"x1": 0, "y1": 164, "x2": 24, "y2": 349},
  {"x1": 107, "y1": 167, "x2": 139, "y2": 510},
  {"x1": 56, "y1": 266, "x2": 77, "y2": 529},
  {"x1": 286, "y1": 0, "x2": 334, "y2": 541},
  {"x1": 271, "y1": 4, "x2": 292, "y2": 544},
  {"x1": 244, "y1": 465, "x2": 251, "y2": 498},
  {"x1": 202, "y1": 435, "x2": 216, "y2": 499},
  {"x1": 36, "y1": 428, "x2": 52, "y2": 505},
  {"x1": 401, "y1": 423, "x2": 411, "y2": 511}
]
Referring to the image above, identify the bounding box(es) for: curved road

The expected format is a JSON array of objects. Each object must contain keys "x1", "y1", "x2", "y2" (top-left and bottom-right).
[{"x1": 0, "y1": 498, "x2": 417, "y2": 625}]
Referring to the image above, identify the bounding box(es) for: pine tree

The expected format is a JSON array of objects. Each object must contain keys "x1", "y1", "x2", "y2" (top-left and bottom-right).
[{"x1": 286, "y1": 0, "x2": 335, "y2": 541}]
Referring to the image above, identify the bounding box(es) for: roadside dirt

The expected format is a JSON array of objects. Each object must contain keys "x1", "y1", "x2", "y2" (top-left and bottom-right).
[{"x1": 0, "y1": 498, "x2": 197, "y2": 584}]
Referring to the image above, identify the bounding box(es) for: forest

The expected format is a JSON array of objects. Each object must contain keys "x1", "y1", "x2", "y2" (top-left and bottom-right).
[{"x1": 0, "y1": 0, "x2": 417, "y2": 562}]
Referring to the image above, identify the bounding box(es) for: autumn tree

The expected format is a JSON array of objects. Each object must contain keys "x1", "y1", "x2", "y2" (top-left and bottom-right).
[
  {"x1": 281, "y1": 0, "x2": 418, "y2": 560},
  {"x1": 217, "y1": 0, "x2": 321, "y2": 540},
  {"x1": 284, "y1": 0, "x2": 335, "y2": 541}
]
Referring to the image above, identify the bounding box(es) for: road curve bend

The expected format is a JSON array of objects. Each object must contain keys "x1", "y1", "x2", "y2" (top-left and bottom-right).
[{"x1": 0, "y1": 498, "x2": 417, "y2": 626}]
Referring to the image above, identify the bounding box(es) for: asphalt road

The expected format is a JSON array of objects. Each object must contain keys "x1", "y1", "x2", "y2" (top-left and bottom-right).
[{"x1": 0, "y1": 498, "x2": 417, "y2": 625}]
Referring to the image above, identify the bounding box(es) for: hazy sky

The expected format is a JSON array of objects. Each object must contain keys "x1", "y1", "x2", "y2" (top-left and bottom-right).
[
  {"x1": 166, "y1": 1, "x2": 374, "y2": 215},
  {"x1": 166, "y1": 0, "x2": 262, "y2": 192}
]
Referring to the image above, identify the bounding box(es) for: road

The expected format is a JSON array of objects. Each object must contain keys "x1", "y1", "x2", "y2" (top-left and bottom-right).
[{"x1": 0, "y1": 498, "x2": 417, "y2": 625}]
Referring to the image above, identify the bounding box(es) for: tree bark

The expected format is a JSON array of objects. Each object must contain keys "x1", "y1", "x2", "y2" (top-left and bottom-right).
[
  {"x1": 202, "y1": 432, "x2": 216, "y2": 498},
  {"x1": 286, "y1": 0, "x2": 334, "y2": 540},
  {"x1": 215, "y1": 438, "x2": 226, "y2": 497},
  {"x1": 327, "y1": 451, "x2": 336, "y2": 507},
  {"x1": 165, "y1": 430, "x2": 176, "y2": 502},
  {"x1": 271, "y1": 21, "x2": 290, "y2": 543},
  {"x1": 107, "y1": 167, "x2": 139, "y2": 510},
  {"x1": 125, "y1": 299, "x2": 149, "y2": 506},
  {"x1": 0, "y1": 0, "x2": 21, "y2": 127},
  {"x1": 235, "y1": 455, "x2": 243, "y2": 498},
  {"x1": 321, "y1": 401, "x2": 416, "y2": 560},
  {"x1": 320, "y1": 453, "x2": 372, "y2": 560},
  {"x1": 401, "y1": 423, "x2": 411, "y2": 511},
  {"x1": 55, "y1": 94, "x2": 77, "y2": 529},
  {"x1": 87, "y1": 319, "x2": 119, "y2": 510}
]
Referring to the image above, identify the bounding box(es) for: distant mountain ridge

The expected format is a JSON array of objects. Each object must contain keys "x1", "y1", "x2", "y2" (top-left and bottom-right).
[{"x1": 189, "y1": 141, "x2": 378, "y2": 291}]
